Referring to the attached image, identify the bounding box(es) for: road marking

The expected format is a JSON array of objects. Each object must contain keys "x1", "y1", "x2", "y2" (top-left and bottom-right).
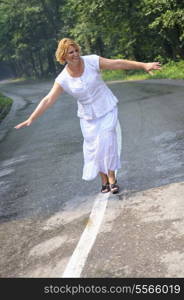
[
  {"x1": 62, "y1": 120, "x2": 122, "y2": 278},
  {"x1": 62, "y1": 193, "x2": 109, "y2": 278}
]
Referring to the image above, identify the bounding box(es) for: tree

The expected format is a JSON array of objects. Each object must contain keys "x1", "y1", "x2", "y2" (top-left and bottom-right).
[{"x1": 143, "y1": 0, "x2": 184, "y2": 60}]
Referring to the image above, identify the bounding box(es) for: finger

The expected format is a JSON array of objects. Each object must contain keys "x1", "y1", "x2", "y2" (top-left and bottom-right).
[
  {"x1": 155, "y1": 62, "x2": 161, "y2": 68},
  {"x1": 14, "y1": 123, "x2": 25, "y2": 129},
  {"x1": 14, "y1": 124, "x2": 23, "y2": 129},
  {"x1": 148, "y1": 71, "x2": 154, "y2": 75}
]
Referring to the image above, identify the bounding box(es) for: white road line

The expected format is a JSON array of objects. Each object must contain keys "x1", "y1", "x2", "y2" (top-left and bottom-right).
[
  {"x1": 62, "y1": 120, "x2": 122, "y2": 278},
  {"x1": 62, "y1": 193, "x2": 109, "y2": 278}
]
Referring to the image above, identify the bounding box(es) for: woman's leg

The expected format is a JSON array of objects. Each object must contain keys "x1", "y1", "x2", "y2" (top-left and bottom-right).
[
  {"x1": 99, "y1": 172, "x2": 109, "y2": 185},
  {"x1": 107, "y1": 170, "x2": 116, "y2": 184},
  {"x1": 99, "y1": 172, "x2": 110, "y2": 193},
  {"x1": 108, "y1": 170, "x2": 119, "y2": 194}
]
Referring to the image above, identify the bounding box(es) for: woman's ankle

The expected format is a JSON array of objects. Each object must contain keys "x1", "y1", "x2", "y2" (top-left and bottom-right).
[
  {"x1": 108, "y1": 170, "x2": 116, "y2": 184},
  {"x1": 99, "y1": 172, "x2": 109, "y2": 185},
  {"x1": 108, "y1": 178, "x2": 116, "y2": 185}
]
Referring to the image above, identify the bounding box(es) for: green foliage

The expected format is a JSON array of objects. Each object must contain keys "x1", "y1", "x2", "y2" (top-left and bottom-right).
[
  {"x1": 143, "y1": 0, "x2": 184, "y2": 60},
  {"x1": 102, "y1": 69, "x2": 127, "y2": 81},
  {"x1": 0, "y1": 0, "x2": 184, "y2": 78},
  {"x1": 0, "y1": 0, "x2": 65, "y2": 77},
  {"x1": 153, "y1": 60, "x2": 184, "y2": 79},
  {"x1": 0, "y1": 93, "x2": 13, "y2": 122}
]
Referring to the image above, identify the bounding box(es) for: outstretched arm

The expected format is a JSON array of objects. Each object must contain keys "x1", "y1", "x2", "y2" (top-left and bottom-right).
[
  {"x1": 14, "y1": 82, "x2": 63, "y2": 129},
  {"x1": 99, "y1": 57, "x2": 161, "y2": 75}
]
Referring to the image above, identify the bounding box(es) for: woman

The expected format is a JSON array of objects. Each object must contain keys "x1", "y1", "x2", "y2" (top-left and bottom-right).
[{"x1": 15, "y1": 38, "x2": 161, "y2": 194}]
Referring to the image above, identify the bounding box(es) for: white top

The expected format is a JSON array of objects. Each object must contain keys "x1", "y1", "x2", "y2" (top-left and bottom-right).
[{"x1": 55, "y1": 54, "x2": 118, "y2": 120}]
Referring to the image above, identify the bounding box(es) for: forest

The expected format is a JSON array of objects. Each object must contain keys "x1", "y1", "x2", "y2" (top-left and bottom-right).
[{"x1": 0, "y1": 0, "x2": 184, "y2": 78}]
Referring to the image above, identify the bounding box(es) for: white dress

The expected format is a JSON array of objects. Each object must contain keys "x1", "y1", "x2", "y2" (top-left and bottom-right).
[{"x1": 55, "y1": 55, "x2": 121, "y2": 180}]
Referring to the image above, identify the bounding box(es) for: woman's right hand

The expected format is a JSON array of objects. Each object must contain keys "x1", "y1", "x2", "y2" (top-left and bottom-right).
[
  {"x1": 14, "y1": 82, "x2": 63, "y2": 130},
  {"x1": 14, "y1": 119, "x2": 33, "y2": 129}
]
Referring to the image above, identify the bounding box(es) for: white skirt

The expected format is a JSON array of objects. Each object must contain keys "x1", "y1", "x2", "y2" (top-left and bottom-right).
[{"x1": 80, "y1": 106, "x2": 121, "y2": 181}]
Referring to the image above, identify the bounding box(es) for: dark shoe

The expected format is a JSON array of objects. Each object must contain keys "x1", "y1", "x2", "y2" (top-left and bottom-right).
[
  {"x1": 110, "y1": 180, "x2": 119, "y2": 194},
  {"x1": 101, "y1": 183, "x2": 110, "y2": 193}
]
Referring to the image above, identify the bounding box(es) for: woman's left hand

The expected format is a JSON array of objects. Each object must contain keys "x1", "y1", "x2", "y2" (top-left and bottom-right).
[{"x1": 144, "y1": 62, "x2": 161, "y2": 75}]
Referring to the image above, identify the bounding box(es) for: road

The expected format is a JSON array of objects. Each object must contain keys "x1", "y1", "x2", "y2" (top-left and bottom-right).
[{"x1": 0, "y1": 78, "x2": 184, "y2": 277}]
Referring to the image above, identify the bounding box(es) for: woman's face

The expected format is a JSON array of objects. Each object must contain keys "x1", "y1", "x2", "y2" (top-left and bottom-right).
[{"x1": 65, "y1": 45, "x2": 80, "y2": 64}]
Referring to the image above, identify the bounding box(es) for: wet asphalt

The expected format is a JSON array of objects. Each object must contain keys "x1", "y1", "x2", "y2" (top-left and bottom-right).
[{"x1": 0, "y1": 78, "x2": 184, "y2": 278}]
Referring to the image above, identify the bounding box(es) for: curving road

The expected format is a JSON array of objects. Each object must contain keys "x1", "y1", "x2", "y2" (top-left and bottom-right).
[{"x1": 0, "y1": 78, "x2": 184, "y2": 278}]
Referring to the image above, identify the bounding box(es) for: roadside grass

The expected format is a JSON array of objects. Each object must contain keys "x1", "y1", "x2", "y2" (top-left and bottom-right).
[
  {"x1": 0, "y1": 93, "x2": 13, "y2": 122},
  {"x1": 102, "y1": 60, "x2": 184, "y2": 81}
]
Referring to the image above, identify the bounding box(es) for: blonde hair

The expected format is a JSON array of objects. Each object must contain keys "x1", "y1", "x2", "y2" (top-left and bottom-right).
[{"x1": 55, "y1": 38, "x2": 81, "y2": 64}]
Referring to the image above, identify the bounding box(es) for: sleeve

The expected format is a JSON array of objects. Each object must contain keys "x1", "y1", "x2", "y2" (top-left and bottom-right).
[
  {"x1": 55, "y1": 72, "x2": 63, "y2": 87},
  {"x1": 84, "y1": 54, "x2": 100, "y2": 71}
]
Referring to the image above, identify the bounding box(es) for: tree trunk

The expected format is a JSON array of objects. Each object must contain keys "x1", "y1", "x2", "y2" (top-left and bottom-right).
[
  {"x1": 30, "y1": 51, "x2": 39, "y2": 77},
  {"x1": 47, "y1": 50, "x2": 56, "y2": 76},
  {"x1": 38, "y1": 51, "x2": 44, "y2": 77}
]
